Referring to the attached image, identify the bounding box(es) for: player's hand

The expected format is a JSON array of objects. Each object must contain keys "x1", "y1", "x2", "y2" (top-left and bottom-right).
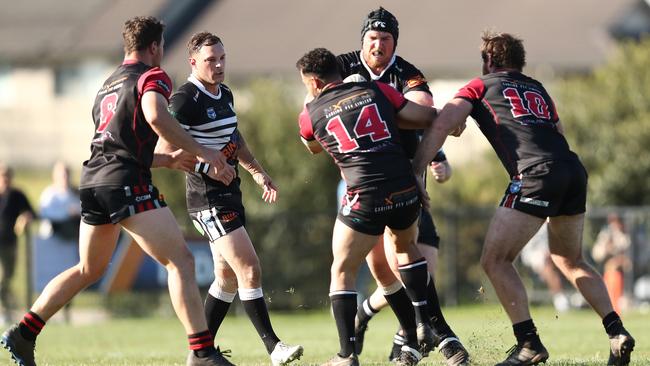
[
  {"x1": 169, "y1": 149, "x2": 198, "y2": 172},
  {"x1": 414, "y1": 174, "x2": 430, "y2": 210},
  {"x1": 199, "y1": 148, "x2": 227, "y2": 170},
  {"x1": 252, "y1": 172, "x2": 278, "y2": 203},
  {"x1": 429, "y1": 161, "x2": 451, "y2": 183},
  {"x1": 208, "y1": 164, "x2": 236, "y2": 185},
  {"x1": 449, "y1": 122, "x2": 466, "y2": 137}
]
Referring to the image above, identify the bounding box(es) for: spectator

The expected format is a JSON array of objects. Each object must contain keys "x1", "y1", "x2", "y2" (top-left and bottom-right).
[
  {"x1": 0, "y1": 164, "x2": 34, "y2": 324},
  {"x1": 592, "y1": 213, "x2": 632, "y2": 313}
]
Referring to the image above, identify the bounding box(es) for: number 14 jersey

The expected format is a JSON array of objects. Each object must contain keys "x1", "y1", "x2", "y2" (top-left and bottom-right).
[{"x1": 299, "y1": 81, "x2": 411, "y2": 191}]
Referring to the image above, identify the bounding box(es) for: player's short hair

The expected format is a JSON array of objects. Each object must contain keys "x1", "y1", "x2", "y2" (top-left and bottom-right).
[
  {"x1": 296, "y1": 48, "x2": 339, "y2": 80},
  {"x1": 187, "y1": 32, "x2": 223, "y2": 56},
  {"x1": 122, "y1": 16, "x2": 165, "y2": 54},
  {"x1": 361, "y1": 7, "x2": 399, "y2": 46},
  {"x1": 481, "y1": 30, "x2": 526, "y2": 71}
]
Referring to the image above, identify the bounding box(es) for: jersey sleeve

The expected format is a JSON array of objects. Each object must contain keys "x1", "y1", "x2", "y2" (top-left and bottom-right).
[
  {"x1": 168, "y1": 91, "x2": 193, "y2": 127},
  {"x1": 397, "y1": 57, "x2": 432, "y2": 95},
  {"x1": 137, "y1": 67, "x2": 173, "y2": 101},
  {"x1": 336, "y1": 52, "x2": 355, "y2": 78},
  {"x1": 298, "y1": 106, "x2": 315, "y2": 141},
  {"x1": 455, "y1": 77, "x2": 486, "y2": 103},
  {"x1": 377, "y1": 82, "x2": 408, "y2": 111}
]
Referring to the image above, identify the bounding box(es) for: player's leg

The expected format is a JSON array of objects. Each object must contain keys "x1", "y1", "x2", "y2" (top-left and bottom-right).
[
  {"x1": 120, "y1": 207, "x2": 226, "y2": 366},
  {"x1": 385, "y1": 219, "x2": 438, "y2": 356},
  {"x1": 547, "y1": 214, "x2": 634, "y2": 365},
  {"x1": 482, "y1": 207, "x2": 549, "y2": 365},
  {"x1": 214, "y1": 227, "x2": 302, "y2": 365},
  {"x1": 205, "y1": 247, "x2": 237, "y2": 345},
  {"x1": 324, "y1": 218, "x2": 378, "y2": 365},
  {"x1": 1, "y1": 221, "x2": 119, "y2": 366}
]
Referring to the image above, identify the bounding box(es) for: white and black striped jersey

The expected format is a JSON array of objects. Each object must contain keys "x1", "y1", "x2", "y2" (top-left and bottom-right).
[{"x1": 169, "y1": 75, "x2": 242, "y2": 212}]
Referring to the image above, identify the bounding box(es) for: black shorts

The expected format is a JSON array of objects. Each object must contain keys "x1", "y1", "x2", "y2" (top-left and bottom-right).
[
  {"x1": 189, "y1": 191, "x2": 246, "y2": 243},
  {"x1": 417, "y1": 208, "x2": 440, "y2": 248},
  {"x1": 500, "y1": 159, "x2": 588, "y2": 218},
  {"x1": 80, "y1": 184, "x2": 167, "y2": 225},
  {"x1": 338, "y1": 179, "x2": 421, "y2": 236}
]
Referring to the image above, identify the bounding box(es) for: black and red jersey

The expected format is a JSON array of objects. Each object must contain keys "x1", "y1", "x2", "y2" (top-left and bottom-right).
[
  {"x1": 299, "y1": 81, "x2": 412, "y2": 191},
  {"x1": 80, "y1": 60, "x2": 172, "y2": 188},
  {"x1": 337, "y1": 50, "x2": 432, "y2": 159},
  {"x1": 455, "y1": 71, "x2": 576, "y2": 176}
]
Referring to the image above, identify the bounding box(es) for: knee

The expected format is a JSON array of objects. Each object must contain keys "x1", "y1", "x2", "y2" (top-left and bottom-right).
[
  {"x1": 213, "y1": 273, "x2": 238, "y2": 293},
  {"x1": 77, "y1": 262, "x2": 109, "y2": 284},
  {"x1": 167, "y1": 249, "x2": 196, "y2": 277},
  {"x1": 238, "y1": 263, "x2": 261, "y2": 287},
  {"x1": 368, "y1": 262, "x2": 397, "y2": 286}
]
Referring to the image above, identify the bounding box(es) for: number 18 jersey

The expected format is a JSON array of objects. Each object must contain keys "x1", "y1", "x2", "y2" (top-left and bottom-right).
[{"x1": 299, "y1": 81, "x2": 411, "y2": 191}]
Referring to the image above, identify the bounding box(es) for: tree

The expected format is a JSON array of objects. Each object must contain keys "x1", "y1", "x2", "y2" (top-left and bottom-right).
[{"x1": 555, "y1": 38, "x2": 650, "y2": 205}]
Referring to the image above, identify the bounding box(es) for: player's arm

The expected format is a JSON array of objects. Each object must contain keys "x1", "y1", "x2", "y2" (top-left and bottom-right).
[
  {"x1": 404, "y1": 90, "x2": 433, "y2": 107},
  {"x1": 238, "y1": 133, "x2": 278, "y2": 203},
  {"x1": 430, "y1": 150, "x2": 452, "y2": 183},
  {"x1": 298, "y1": 106, "x2": 323, "y2": 154},
  {"x1": 152, "y1": 137, "x2": 197, "y2": 172},
  {"x1": 395, "y1": 102, "x2": 436, "y2": 130},
  {"x1": 413, "y1": 98, "x2": 472, "y2": 176}
]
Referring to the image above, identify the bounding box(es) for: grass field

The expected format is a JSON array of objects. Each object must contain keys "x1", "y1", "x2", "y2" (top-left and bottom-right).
[{"x1": 2, "y1": 304, "x2": 647, "y2": 365}]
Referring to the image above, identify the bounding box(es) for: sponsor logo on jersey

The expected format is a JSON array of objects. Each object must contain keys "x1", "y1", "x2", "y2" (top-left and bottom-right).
[
  {"x1": 92, "y1": 131, "x2": 115, "y2": 143},
  {"x1": 406, "y1": 76, "x2": 427, "y2": 89},
  {"x1": 135, "y1": 194, "x2": 152, "y2": 202},
  {"x1": 156, "y1": 80, "x2": 170, "y2": 93},
  {"x1": 207, "y1": 107, "x2": 217, "y2": 119}
]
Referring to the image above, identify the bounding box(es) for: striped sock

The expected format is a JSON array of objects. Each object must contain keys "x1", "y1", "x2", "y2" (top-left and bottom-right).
[
  {"x1": 19, "y1": 311, "x2": 45, "y2": 341},
  {"x1": 189, "y1": 330, "x2": 216, "y2": 358}
]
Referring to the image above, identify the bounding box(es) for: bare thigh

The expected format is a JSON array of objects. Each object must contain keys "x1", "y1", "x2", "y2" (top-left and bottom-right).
[
  {"x1": 331, "y1": 219, "x2": 380, "y2": 290},
  {"x1": 547, "y1": 214, "x2": 585, "y2": 262},
  {"x1": 210, "y1": 227, "x2": 260, "y2": 284},
  {"x1": 119, "y1": 207, "x2": 192, "y2": 266},
  {"x1": 482, "y1": 207, "x2": 545, "y2": 263},
  {"x1": 77, "y1": 221, "x2": 121, "y2": 276}
]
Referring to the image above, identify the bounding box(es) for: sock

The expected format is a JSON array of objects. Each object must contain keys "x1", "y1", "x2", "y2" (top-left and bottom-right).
[
  {"x1": 356, "y1": 298, "x2": 378, "y2": 326},
  {"x1": 512, "y1": 319, "x2": 540, "y2": 345},
  {"x1": 383, "y1": 285, "x2": 417, "y2": 347},
  {"x1": 602, "y1": 311, "x2": 624, "y2": 337},
  {"x1": 426, "y1": 275, "x2": 455, "y2": 339},
  {"x1": 330, "y1": 291, "x2": 357, "y2": 357},
  {"x1": 239, "y1": 287, "x2": 280, "y2": 354},
  {"x1": 398, "y1": 258, "x2": 430, "y2": 325},
  {"x1": 189, "y1": 330, "x2": 216, "y2": 358},
  {"x1": 19, "y1": 311, "x2": 45, "y2": 341},
  {"x1": 204, "y1": 285, "x2": 236, "y2": 339}
]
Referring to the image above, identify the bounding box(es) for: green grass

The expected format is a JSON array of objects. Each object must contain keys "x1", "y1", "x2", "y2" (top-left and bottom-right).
[{"x1": 4, "y1": 304, "x2": 648, "y2": 365}]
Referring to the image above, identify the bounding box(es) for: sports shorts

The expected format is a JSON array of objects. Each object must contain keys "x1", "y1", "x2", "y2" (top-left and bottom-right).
[
  {"x1": 417, "y1": 208, "x2": 440, "y2": 248},
  {"x1": 80, "y1": 184, "x2": 166, "y2": 225},
  {"x1": 189, "y1": 190, "x2": 246, "y2": 243},
  {"x1": 338, "y1": 179, "x2": 420, "y2": 236},
  {"x1": 499, "y1": 158, "x2": 588, "y2": 218}
]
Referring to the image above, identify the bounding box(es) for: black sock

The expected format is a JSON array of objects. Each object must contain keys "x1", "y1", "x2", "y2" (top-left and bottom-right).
[
  {"x1": 189, "y1": 330, "x2": 216, "y2": 358},
  {"x1": 602, "y1": 311, "x2": 624, "y2": 337},
  {"x1": 204, "y1": 293, "x2": 232, "y2": 339},
  {"x1": 356, "y1": 298, "x2": 378, "y2": 326},
  {"x1": 330, "y1": 292, "x2": 357, "y2": 357},
  {"x1": 240, "y1": 289, "x2": 280, "y2": 354},
  {"x1": 19, "y1": 311, "x2": 45, "y2": 341},
  {"x1": 384, "y1": 287, "x2": 417, "y2": 347},
  {"x1": 426, "y1": 275, "x2": 454, "y2": 339},
  {"x1": 512, "y1": 319, "x2": 540, "y2": 344},
  {"x1": 398, "y1": 258, "x2": 430, "y2": 325}
]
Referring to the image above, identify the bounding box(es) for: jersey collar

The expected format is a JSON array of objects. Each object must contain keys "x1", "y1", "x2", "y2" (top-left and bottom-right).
[
  {"x1": 188, "y1": 74, "x2": 222, "y2": 100},
  {"x1": 360, "y1": 52, "x2": 396, "y2": 81}
]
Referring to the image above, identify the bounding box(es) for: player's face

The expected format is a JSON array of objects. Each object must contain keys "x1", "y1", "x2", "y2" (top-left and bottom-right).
[
  {"x1": 362, "y1": 30, "x2": 395, "y2": 71},
  {"x1": 191, "y1": 42, "x2": 226, "y2": 87}
]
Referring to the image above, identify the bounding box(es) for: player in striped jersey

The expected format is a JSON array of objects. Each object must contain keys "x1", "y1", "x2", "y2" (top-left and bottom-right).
[{"x1": 164, "y1": 32, "x2": 302, "y2": 366}]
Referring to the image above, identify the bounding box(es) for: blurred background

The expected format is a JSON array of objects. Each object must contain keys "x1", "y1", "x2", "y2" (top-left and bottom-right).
[{"x1": 1, "y1": 0, "x2": 650, "y2": 322}]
